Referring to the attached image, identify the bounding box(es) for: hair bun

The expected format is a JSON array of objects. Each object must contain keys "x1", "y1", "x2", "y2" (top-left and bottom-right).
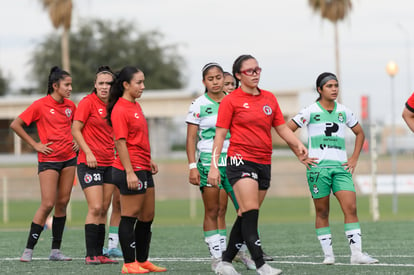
[{"x1": 50, "y1": 66, "x2": 61, "y2": 74}]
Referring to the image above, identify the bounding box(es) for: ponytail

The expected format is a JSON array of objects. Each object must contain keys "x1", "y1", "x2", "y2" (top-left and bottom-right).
[{"x1": 47, "y1": 66, "x2": 70, "y2": 95}]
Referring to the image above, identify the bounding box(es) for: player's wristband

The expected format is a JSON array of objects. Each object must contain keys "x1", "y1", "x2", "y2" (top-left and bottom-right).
[{"x1": 189, "y1": 162, "x2": 197, "y2": 169}]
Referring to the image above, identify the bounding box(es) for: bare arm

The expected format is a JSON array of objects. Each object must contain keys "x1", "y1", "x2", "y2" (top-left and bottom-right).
[
  {"x1": 72, "y1": 120, "x2": 97, "y2": 168},
  {"x1": 10, "y1": 117, "x2": 53, "y2": 155},
  {"x1": 402, "y1": 107, "x2": 414, "y2": 132},
  {"x1": 342, "y1": 123, "x2": 365, "y2": 174},
  {"x1": 114, "y1": 138, "x2": 138, "y2": 190},
  {"x1": 286, "y1": 119, "x2": 299, "y2": 132},
  {"x1": 186, "y1": 123, "x2": 200, "y2": 185},
  {"x1": 207, "y1": 127, "x2": 228, "y2": 187}
]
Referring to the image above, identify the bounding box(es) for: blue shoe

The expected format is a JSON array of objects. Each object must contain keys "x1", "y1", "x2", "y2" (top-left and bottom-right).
[
  {"x1": 102, "y1": 247, "x2": 109, "y2": 257},
  {"x1": 107, "y1": 248, "x2": 123, "y2": 257}
]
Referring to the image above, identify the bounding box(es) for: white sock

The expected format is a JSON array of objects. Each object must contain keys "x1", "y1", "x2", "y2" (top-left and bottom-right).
[
  {"x1": 239, "y1": 243, "x2": 248, "y2": 253},
  {"x1": 108, "y1": 233, "x2": 119, "y2": 250},
  {"x1": 205, "y1": 234, "x2": 222, "y2": 259},
  {"x1": 219, "y1": 235, "x2": 227, "y2": 252},
  {"x1": 317, "y1": 234, "x2": 334, "y2": 257},
  {"x1": 346, "y1": 229, "x2": 362, "y2": 255}
]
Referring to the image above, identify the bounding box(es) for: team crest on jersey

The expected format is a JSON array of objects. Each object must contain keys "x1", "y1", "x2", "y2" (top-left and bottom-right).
[
  {"x1": 193, "y1": 112, "x2": 200, "y2": 118},
  {"x1": 65, "y1": 108, "x2": 72, "y2": 118},
  {"x1": 84, "y1": 173, "x2": 93, "y2": 184},
  {"x1": 338, "y1": 112, "x2": 344, "y2": 123},
  {"x1": 241, "y1": 172, "x2": 251, "y2": 178},
  {"x1": 263, "y1": 105, "x2": 272, "y2": 115},
  {"x1": 300, "y1": 117, "x2": 307, "y2": 124},
  {"x1": 313, "y1": 184, "x2": 319, "y2": 194}
]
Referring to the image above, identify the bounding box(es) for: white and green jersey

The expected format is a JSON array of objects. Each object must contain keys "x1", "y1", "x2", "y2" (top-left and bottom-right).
[
  {"x1": 292, "y1": 101, "x2": 358, "y2": 167},
  {"x1": 186, "y1": 93, "x2": 230, "y2": 166}
]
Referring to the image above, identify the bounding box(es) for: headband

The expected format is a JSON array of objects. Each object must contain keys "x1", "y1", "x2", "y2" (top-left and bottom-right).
[
  {"x1": 202, "y1": 62, "x2": 222, "y2": 74},
  {"x1": 318, "y1": 75, "x2": 337, "y2": 88}
]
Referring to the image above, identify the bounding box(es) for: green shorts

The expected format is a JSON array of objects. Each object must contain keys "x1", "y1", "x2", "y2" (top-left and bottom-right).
[
  {"x1": 306, "y1": 166, "x2": 355, "y2": 199},
  {"x1": 197, "y1": 162, "x2": 233, "y2": 193}
]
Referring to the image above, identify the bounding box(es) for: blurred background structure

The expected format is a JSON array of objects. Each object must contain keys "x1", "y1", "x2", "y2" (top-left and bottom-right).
[{"x1": 0, "y1": 0, "x2": 413, "y2": 221}]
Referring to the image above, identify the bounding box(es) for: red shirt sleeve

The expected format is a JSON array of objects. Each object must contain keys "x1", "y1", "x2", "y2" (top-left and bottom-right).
[{"x1": 406, "y1": 92, "x2": 414, "y2": 113}]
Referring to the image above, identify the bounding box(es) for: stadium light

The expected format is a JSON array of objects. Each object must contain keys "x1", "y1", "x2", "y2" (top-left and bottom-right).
[{"x1": 386, "y1": 61, "x2": 399, "y2": 214}]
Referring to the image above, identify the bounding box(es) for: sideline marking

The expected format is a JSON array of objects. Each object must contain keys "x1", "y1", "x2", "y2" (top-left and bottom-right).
[{"x1": 2, "y1": 256, "x2": 414, "y2": 267}]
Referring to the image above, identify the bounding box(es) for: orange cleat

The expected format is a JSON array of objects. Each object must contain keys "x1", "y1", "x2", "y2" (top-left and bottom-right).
[
  {"x1": 139, "y1": 260, "x2": 167, "y2": 272},
  {"x1": 121, "y1": 261, "x2": 149, "y2": 274}
]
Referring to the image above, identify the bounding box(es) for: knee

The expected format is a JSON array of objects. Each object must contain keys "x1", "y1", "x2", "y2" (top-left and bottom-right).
[
  {"x1": 204, "y1": 205, "x2": 219, "y2": 219},
  {"x1": 88, "y1": 204, "x2": 103, "y2": 217},
  {"x1": 315, "y1": 208, "x2": 330, "y2": 220},
  {"x1": 217, "y1": 206, "x2": 227, "y2": 218},
  {"x1": 40, "y1": 201, "x2": 55, "y2": 213}
]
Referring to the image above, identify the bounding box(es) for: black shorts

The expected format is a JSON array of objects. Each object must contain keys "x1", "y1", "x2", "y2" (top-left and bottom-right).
[
  {"x1": 38, "y1": 157, "x2": 77, "y2": 174},
  {"x1": 77, "y1": 163, "x2": 113, "y2": 190},
  {"x1": 226, "y1": 158, "x2": 271, "y2": 190},
  {"x1": 112, "y1": 168, "x2": 154, "y2": 195}
]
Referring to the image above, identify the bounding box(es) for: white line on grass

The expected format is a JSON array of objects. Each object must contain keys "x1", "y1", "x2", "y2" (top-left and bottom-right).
[{"x1": 2, "y1": 256, "x2": 414, "y2": 268}]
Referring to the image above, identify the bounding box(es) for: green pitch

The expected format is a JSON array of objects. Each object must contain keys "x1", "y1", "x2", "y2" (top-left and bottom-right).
[{"x1": 1, "y1": 196, "x2": 413, "y2": 274}]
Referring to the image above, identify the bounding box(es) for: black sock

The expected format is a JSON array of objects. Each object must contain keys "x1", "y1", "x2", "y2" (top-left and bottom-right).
[
  {"x1": 97, "y1": 224, "x2": 106, "y2": 256},
  {"x1": 85, "y1": 224, "x2": 98, "y2": 257},
  {"x1": 222, "y1": 216, "x2": 243, "y2": 263},
  {"x1": 119, "y1": 216, "x2": 137, "y2": 263},
  {"x1": 51, "y1": 216, "x2": 66, "y2": 249},
  {"x1": 135, "y1": 220, "x2": 153, "y2": 262},
  {"x1": 241, "y1": 209, "x2": 264, "y2": 268},
  {"x1": 26, "y1": 222, "x2": 44, "y2": 249}
]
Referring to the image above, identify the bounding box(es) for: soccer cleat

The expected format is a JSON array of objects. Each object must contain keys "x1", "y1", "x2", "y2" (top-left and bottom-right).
[
  {"x1": 211, "y1": 257, "x2": 222, "y2": 272},
  {"x1": 350, "y1": 252, "x2": 379, "y2": 264},
  {"x1": 85, "y1": 256, "x2": 101, "y2": 265},
  {"x1": 122, "y1": 261, "x2": 150, "y2": 274},
  {"x1": 49, "y1": 249, "x2": 72, "y2": 261},
  {"x1": 215, "y1": 261, "x2": 241, "y2": 275},
  {"x1": 256, "y1": 263, "x2": 282, "y2": 275},
  {"x1": 98, "y1": 255, "x2": 119, "y2": 264},
  {"x1": 236, "y1": 251, "x2": 256, "y2": 270},
  {"x1": 107, "y1": 247, "x2": 123, "y2": 257},
  {"x1": 20, "y1": 248, "x2": 33, "y2": 262},
  {"x1": 262, "y1": 252, "x2": 274, "y2": 261},
  {"x1": 102, "y1": 247, "x2": 109, "y2": 256},
  {"x1": 139, "y1": 260, "x2": 167, "y2": 272},
  {"x1": 322, "y1": 255, "x2": 335, "y2": 265}
]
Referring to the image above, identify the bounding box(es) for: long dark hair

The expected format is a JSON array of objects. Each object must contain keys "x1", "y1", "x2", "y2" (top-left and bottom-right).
[
  {"x1": 106, "y1": 66, "x2": 141, "y2": 126},
  {"x1": 232, "y1": 54, "x2": 255, "y2": 88},
  {"x1": 93, "y1": 65, "x2": 114, "y2": 93},
  {"x1": 47, "y1": 66, "x2": 70, "y2": 95}
]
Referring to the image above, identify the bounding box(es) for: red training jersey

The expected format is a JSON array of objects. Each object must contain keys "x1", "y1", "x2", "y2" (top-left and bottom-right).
[
  {"x1": 111, "y1": 97, "x2": 151, "y2": 171},
  {"x1": 216, "y1": 87, "x2": 285, "y2": 164},
  {"x1": 74, "y1": 93, "x2": 114, "y2": 166},
  {"x1": 19, "y1": 95, "x2": 77, "y2": 162},
  {"x1": 406, "y1": 92, "x2": 414, "y2": 113}
]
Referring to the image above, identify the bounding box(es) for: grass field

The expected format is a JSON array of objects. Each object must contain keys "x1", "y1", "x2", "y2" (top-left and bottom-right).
[{"x1": 1, "y1": 196, "x2": 414, "y2": 274}]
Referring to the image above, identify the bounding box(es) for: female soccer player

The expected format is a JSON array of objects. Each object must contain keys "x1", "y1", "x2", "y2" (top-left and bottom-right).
[
  {"x1": 186, "y1": 63, "x2": 255, "y2": 271},
  {"x1": 72, "y1": 66, "x2": 118, "y2": 265},
  {"x1": 223, "y1": 72, "x2": 236, "y2": 94},
  {"x1": 208, "y1": 55, "x2": 307, "y2": 275},
  {"x1": 287, "y1": 72, "x2": 378, "y2": 265},
  {"x1": 11, "y1": 66, "x2": 77, "y2": 262},
  {"x1": 107, "y1": 66, "x2": 166, "y2": 274}
]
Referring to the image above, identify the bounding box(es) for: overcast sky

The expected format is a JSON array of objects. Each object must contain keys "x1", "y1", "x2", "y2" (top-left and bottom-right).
[{"x1": 0, "y1": 0, "x2": 413, "y2": 125}]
